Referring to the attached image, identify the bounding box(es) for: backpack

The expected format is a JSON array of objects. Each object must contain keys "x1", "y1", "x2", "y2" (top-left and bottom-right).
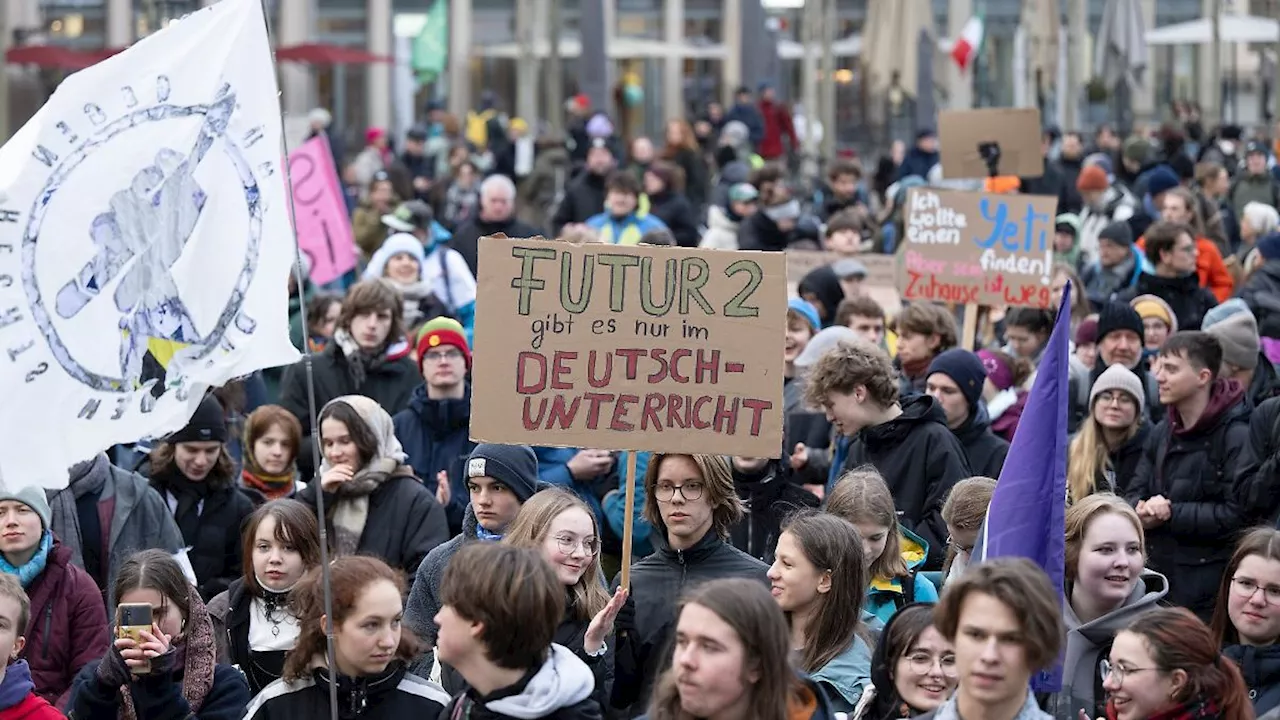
[
  {"x1": 1228, "y1": 175, "x2": 1280, "y2": 213},
  {"x1": 891, "y1": 571, "x2": 918, "y2": 612},
  {"x1": 465, "y1": 109, "x2": 496, "y2": 149}
]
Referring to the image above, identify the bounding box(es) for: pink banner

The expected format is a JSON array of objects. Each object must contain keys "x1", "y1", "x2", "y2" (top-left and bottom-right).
[{"x1": 288, "y1": 134, "x2": 357, "y2": 285}]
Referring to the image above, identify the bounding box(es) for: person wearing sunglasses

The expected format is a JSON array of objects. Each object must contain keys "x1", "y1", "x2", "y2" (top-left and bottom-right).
[{"x1": 501, "y1": 488, "x2": 628, "y2": 711}]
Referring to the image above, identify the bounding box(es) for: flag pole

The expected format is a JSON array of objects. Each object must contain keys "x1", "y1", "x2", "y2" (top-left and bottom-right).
[{"x1": 255, "y1": 2, "x2": 340, "y2": 720}]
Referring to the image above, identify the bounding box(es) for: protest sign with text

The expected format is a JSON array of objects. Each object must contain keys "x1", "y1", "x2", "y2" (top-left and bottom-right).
[
  {"x1": 899, "y1": 188, "x2": 1059, "y2": 309},
  {"x1": 287, "y1": 133, "x2": 357, "y2": 285},
  {"x1": 470, "y1": 236, "x2": 786, "y2": 458}
]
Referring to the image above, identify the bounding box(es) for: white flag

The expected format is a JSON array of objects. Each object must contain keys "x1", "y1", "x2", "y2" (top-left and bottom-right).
[{"x1": 0, "y1": 0, "x2": 301, "y2": 488}]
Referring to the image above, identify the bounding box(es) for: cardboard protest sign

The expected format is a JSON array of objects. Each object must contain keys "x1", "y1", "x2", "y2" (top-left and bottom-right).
[
  {"x1": 938, "y1": 108, "x2": 1043, "y2": 179},
  {"x1": 899, "y1": 188, "x2": 1059, "y2": 309},
  {"x1": 287, "y1": 134, "x2": 357, "y2": 285},
  {"x1": 786, "y1": 249, "x2": 902, "y2": 316},
  {"x1": 471, "y1": 236, "x2": 786, "y2": 457}
]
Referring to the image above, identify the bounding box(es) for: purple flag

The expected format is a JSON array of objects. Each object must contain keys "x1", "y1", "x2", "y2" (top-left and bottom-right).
[{"x1": 972, "y1": 282, "x2": 1071, "y2": 693}]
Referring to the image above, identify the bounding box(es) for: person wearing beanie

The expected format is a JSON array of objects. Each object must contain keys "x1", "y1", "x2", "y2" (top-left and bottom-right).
[
  {"x1": 147, "y1": 393, "x2": 255, "y2": 601},
  {"x1": 394, "y1": 317, "x2": 476, "y2": 535},
  {"x1": 404, "y1": 443, "x2": 540, "y2": 684},
  {"x1": 361, "y1": 232, "x2": 447, "y2": 332},
  {"x1": 926, "y1": 349, "x2": 1009, "y2": 479},
  {"x1": 1065, "y1": 364, "x2": 1150, "y2": 505},
  {"x1": 0, "y1": 487, "x2": 107, "y2": 708},
  {"x1": 1228, "y1": 138, "x2": 1280, "y2": 221},
  {"x1": 784, "y1": 298, "x2": 820, "y2": 415},
  {"x1": 1068, "y1": 302, "x2": 1163, "y2": 432},
  {"x1": 1074, "y1": 316, "x2": 1099, "y2": 371},
  {"x1": 1239, "y1": 231, "x2": 1280, "y2": 339},
  {"x1": 1115, "y1": 220, "x2": 1219, "y2": 333},
  {"x1": 1130, "y1": 293, "x2": 1177, "y2": 359},
  {"x1": 1206, "y1": 311, "x2": 1279, "y2": 408},
  {"x1": 1054, "y1": 212, "x2": 1083, "y2": 269},
  {"x1": 1081, "y1": 219, "x2": 1149, "y2": 309},
  {"x1": 1128, "y1": 331, "x2": 1251, "y2": 619},
  {"x1": 976, "y1": 348, "x2": 1032, "y2": 443}
]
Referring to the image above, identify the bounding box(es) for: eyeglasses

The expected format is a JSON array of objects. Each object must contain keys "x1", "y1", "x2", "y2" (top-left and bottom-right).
[
  {"x1": 655, "y1": 482, "x2": 704, "y2": 501},
  {"x1": 1100, "y1": 659, "x2": 1161, "y2": 685},
  {"x1": 422, "y1": 349, "x2": 464, "y2": 363},
  {"x1": 1095, "y1": 391, "x2": 1137, "y2": 407},
  {"x1": 904, "y1": 650, "x2": 957, "y2": 678},
  {"x1": 1231, "y1": 577, "x2": 1280, "y2": 604},
  {"x1": 946, "y1": 535, "x2": 975, "y2": 553},
  {"x1": 554, "y1": 535, "x2": 601, "y2": 557}
]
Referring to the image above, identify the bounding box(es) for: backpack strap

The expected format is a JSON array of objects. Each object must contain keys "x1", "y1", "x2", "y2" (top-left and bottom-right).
[{"x1": 893, "y1": 571, "x2": 917, "y2": 611}]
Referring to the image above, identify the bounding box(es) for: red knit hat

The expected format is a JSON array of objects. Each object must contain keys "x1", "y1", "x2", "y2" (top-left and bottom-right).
[
  {"x1": 1076, "y1": 165, "x2": 1109, "y2": 192},
  {"x1": 415, "y1": 317, "x2": 471, "y2": 370}
]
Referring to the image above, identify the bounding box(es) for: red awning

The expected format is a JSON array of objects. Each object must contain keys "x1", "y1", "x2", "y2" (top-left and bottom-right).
[
  {"x1": 5, "y1": 45, "x2": 101, "y2": 70},
  {"x1": 275, "y1": 43, "x2": 392, "y2": 65}
]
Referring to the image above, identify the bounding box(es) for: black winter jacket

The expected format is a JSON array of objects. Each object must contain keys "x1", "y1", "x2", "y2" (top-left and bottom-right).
[
  {"x1": 610, "y1": 532, "x2": 768, "y2": 714},
  {"x1": 841, "y1": 395, "x2": 971, "y2": 569},
  {"x1": 278, "y1": 343, "x2": 421, "y2": 479},
  {"x1": 952, "y1": 406, "x2": 1009, "y2": 479},
  {"x1": 1232, "y1": 396, "x2": 1280, "y2": 525},
  {"x1": 1224, "y1": 644, "x2": 1280, "y2": 718},
  {"x1": 1241, "y1": 262, "x2": 1280, "y2": 339},
  {"x1": 149, "y1": 474, "x2": 254, "y2": 602},
  {"x1": 645, "y1": 191, "x2": 700, "y2": 247},
  {"x1": 1106, "y1": 422, "x2": 1151, "y2": 498},
  {"x1": 450, "y1": 216, "x2": 544, "y2": 276},
  {"x1": 206, "y1": 579, "x2": 287, "y2": 696},
  {"x1": 551, "y1": 171, "x2": 608, "y2": 235},
  {"x1": 297, "y1": 471, "x2": 449, "y2": 578},
  {"x1": 393, "y1": 384, "x2": 476, "y2": 534},
  {"x1": 728, "y1": 461, "x2": 820, "y2": 564},
  {"x1": 738, "y1": 211, "x2": 796, "y2": 252},
  {"x1": 1114, "y1": 272, "x2": 1218, "y2": 335},
  {"x1": 243, "y1": 663, "x2": 449, "y2": 720},
  {"x1": 1125, "y1": 380, "x2": 1251, "y2": 619},
  {"x1": 67, "y1": 659, "x2": 250, "y2": 720}
]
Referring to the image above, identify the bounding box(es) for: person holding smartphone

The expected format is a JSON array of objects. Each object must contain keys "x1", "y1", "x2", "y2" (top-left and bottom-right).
[{"x1": 66, "y1": 549, "x2": 250, "y2": 720}]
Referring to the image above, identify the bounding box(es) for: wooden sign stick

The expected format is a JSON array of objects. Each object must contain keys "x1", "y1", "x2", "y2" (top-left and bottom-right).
[{"x1": 620, "y1": 452, "x2": 638, "y2": 588}]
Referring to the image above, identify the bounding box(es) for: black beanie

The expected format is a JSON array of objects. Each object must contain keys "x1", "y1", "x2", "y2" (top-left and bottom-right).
[
  {"x1": 168, "y1": 394, "x2": 227, "y2": 444},
  {"x1": 1096, "y1": 302, "x2": 1145, "y2": 344},
  {"x1": 926, "y1": 349, "x2": 987, "y2": 412},
  {"x1": 466, "y1": 444, "x2": 540, "y2": 503},
  {"x1": 1098, "y1": 221, "x2": 1134, "y2": 247}
]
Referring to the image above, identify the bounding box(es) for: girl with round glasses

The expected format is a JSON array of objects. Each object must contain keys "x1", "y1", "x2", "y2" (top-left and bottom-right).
[
  {"x1": 1211, "y1": 527, "x2": 1280, "y2": 716},
  {"x1": 502, "y1": 488, "x2": 627, "y2": 708},
  {"x1": 852, "y1": 604, "x2": 957, "y2": 720}
]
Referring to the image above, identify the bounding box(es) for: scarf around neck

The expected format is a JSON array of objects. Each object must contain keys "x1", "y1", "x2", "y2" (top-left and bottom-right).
[
  {"x1": 118, "y1": 582, "x2": 216, "y2": 720},
  {"x1": 318, "y1": 395, "x2": 411, "y2": 557},
  {"x1": 241, "y1": 439, "x2": 297, "y2": 502},
  {"x1": 332, "y1": 329, "x2": 411, "y2": 388},
  {"x1": 50, "y1": 453, "x2": 114, "y2": 570},
  {"x1": 0, "y1": 531, "x2": 51, "y2": 589}
]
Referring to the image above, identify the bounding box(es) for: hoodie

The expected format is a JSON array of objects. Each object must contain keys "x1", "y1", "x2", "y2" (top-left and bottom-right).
[
  {"x1": 699, "y1": 204, "x2": 743, "y2": 250},
  {"x1": 797, "y1": 266, "x2": 846, "y2": 327},
  {"x1": 1224, "y1": 643, "x2": 1280, "y2": 717},
  {"x1": 1044, "y1": 571, "x2": 1169, "y2": 720},
  {"x1": 841, "y1": 395, "x2": 972, "y2": 569},
  {"x1": 951, "y1": 403, "x2": 1010, "y2": 478},
  {"x1": 0, "y1": 663, "x2": 60, "y2": 720},
  {"x1": 864, "y1": 528, "x2": 940, "y2": 625},
  {"x1": 441, "y1": 645, "x2": 601, "y2": 720}
]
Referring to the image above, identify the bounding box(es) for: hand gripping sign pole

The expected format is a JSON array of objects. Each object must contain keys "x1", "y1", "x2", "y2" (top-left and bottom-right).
[{"x1": 258, "y1": 4, "x2": 340, "y2": 720}]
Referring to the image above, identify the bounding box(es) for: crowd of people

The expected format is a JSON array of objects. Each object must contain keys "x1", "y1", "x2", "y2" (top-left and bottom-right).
[{"x1": 0, "y1": 94, "x2": 1279, "y2": 720}]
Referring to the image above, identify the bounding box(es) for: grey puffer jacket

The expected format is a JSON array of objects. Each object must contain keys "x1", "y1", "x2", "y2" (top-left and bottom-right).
[
  {"x1": 1044, "y1": 571, "x2": 1169, "y2": 720},
  {"x1": 403, "y1": 506, "x2": 485, "y2": 678}
]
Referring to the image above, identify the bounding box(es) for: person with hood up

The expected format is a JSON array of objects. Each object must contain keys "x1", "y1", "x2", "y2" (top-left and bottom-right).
[
  {"x1": 242, "y1": 555, "x2": 450, "y2": 720},
  {"x1": 279, "y1": 280, "x2": 423, "y2": 478},
  {"x1": 1081, "y1": 220, "x2": 1150, "y2": 309},
  {"x1": 643, "y1": 578, "x2": 838, "y2": 720},
  {"x1": 145, "y1": 394, "x2": 255, "y2": 601},
  {"x1": 641, "y1": 162, "x2": 699, "y2": 247},
  {"x1": 206, "y1": 500, "x2": 320, "y2": 696},
  {"x1": 46, "y1": 453, "x2": 184, "y2": 607},
  {"x1": 797, "y1": 265, "x2": 846, "y2": 329},
  {"x1": 1054, "y1": 213, "x2": 1084, "y2": 271},
  {"x1": 1114, "y1": 220, "x2": 1218, "y2": 335},
  {"x1": 825, "y1": 469, "x2": 939, "y2": 624},
  {"x1": 393, "y1": 318, "x2": 475, "y2": 534},
  {"x1": 727, "y1": 457, "x2": 819, "y2": 564},
  {"x1": 768, "y1": 511, "x2": 874, "y2": 713},
  {"x1": 1076, "y1": 163, "x2": 1140, "y2": 269},
  {"x1": 67, "y1": 550, "x2": 251, "y2": 720},
  {"x1": 699, "y1": 182, "x2": 757, "y2": 250},
  {"x1": 925, "y1": 349, "x2": 1009, "y2": 479},
  {"x1": 1211, "y1": 527, "x2": 1280, "y2": 718},
  {"x1": 851, "y1": 604, "x2": 957, "y2": 720},
  {"x1": 0, "y1": 575, "x2": 63, "y2": 720},
  {"x1": 378, "y1": 200, "x2": 478, "y2": 335},
  {"x1": 897, "y1": 130, "x2": 939, "y2": 181},
  {"x1": 1206, "y1": 309, "x2": 1279, "y2": 409},
  {"x1": 0, "y1": 488, "x2": 106, "y2": 709},
  {"x1": 303, "y1": 395, "x2": 449, "y2": 576},
  {"x1": 404, "y1": 444, "x2": 541, "y2": 683},
  {"x1": 805, "y1": 340, "x2": 971, "y2": 569},
  {"x1": 451, "y1": 174, "x2": 544, "y2": 275},
  {"x1": 723, "y1": 86, "x2": 765, "y2": 147},
  {"x1": 1043, "y1": 495, "x2": 1169, "y2": 720},
  {"x1": 551, "y1": 140, "x2": 616, "y2": 235},
  {"x1": 435, "y1": 543, "x2": 602, "y2": 719},
  {"x1": 583, "y1": 171, "x2": 667, "y2": 246},
  {"x1": 1131, "y1": 293, "x2": 1177, "y2": 365},
  {"x1": 1066, "y1": 364, "x2": 1150, "y2": 503},
  {"x1": 238, "y1": 406, "x2": 304, "y2": 505},
  {"x1": 1126, "y1": 332, "x2": 1251, "y2": 620},
  {"x1": 1239, "y1": 232, "x2": 1280, "y2": 339}
]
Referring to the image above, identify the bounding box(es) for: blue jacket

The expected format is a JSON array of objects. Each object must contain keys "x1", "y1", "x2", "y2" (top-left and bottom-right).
[
  {"x1": 864, "y1": 527, "x2": 940, "y2": 625},
  {"x1": 392, "y1": 383, "x2": 475, "y2": 533},
  {"x1": 533, "y1": 447, "x2": 611, "y2": 522},
  {"x1": 584, "y1": 212, "x2": 668, "y2": 246},
  {"x1": 811, "y1": 635, "x2": 874, "y2": 714},
  {"x1": 602, "y1": 451, "x2": 653, "y2": 557},
  {"x1": 68, "y1": 659, "x2": 249, "y2": 720},
  {"x1": 724, "y1": 102, "x2": 765, "y2": 145}
]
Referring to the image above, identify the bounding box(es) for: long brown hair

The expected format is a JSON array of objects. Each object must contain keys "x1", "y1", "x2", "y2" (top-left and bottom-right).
[
  {"x1": 1122, "y1": 609, "x2": 1251, "y2": 720},
  {"x1": 240, "y1": 499, "x2": 322, "y2": 596},
  {"x1": 647, "y1": 579, "x2": 804, "y2": 720},
  {"x1": 1066, "y1": 394, "x2": 1141, "y2": 504},
  {"x1": 825, "y1": 467, "x2": 908, "y2": 579},
  {"x1": 662, "y1": 118, "x2": 699, "y2": 155},
  {"x1": 779, "y1": 511, "x2": 869, "y2": 672},
  {"x1": 1211, "y1": 527, "x2": 1280, "y2": 645},
  {"x1": 284, "y1": 556, "x2": 422, "y2": 681},
  {"x1": 503, "y1": 488, "x2": 609, "y2": 622},
  {"x1": 242, "y1": 405, "x2": 303, "y2": 477}
]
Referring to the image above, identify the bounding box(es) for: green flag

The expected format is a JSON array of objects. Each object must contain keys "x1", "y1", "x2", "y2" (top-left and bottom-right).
[{"x1": 413, "y1": 0, "x2": 448, "y2": 84}]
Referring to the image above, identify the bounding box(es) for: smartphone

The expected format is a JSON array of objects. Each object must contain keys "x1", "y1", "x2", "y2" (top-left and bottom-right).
[{"x1": 116, "y1": 603, "x2": 152, "y2": 674}]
